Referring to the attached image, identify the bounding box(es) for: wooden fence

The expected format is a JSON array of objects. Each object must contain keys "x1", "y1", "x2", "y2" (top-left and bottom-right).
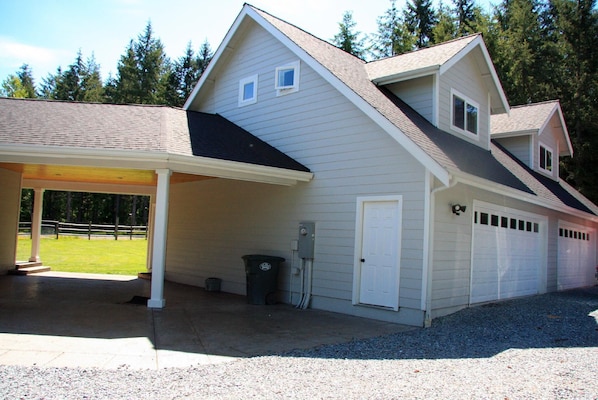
[{"x1": 19, "y1": 220, "x2": 148, "y2": 240}]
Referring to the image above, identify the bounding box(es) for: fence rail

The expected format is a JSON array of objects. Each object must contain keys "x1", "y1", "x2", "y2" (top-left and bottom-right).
[{"x1": 19, "y1": 220, "x2": 148, "y2": 240}]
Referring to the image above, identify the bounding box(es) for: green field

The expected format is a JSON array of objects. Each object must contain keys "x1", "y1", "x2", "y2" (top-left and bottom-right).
[{"x1": 17, "y1": 237, "x2": 148, "y2": 275}]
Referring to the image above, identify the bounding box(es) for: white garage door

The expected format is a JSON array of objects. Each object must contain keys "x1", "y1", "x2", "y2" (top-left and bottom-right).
[
  {"x1": 471, "y1": 203, "x2": 545, "y2": 304},
  {"x1": 558, "y1": 223, "x2": 596, "y2": 290}
]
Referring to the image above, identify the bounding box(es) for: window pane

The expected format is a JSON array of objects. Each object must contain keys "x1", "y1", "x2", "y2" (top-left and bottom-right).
[
  {"x1": 480, "y1": 212, "x2": 489, "y2": 225},
  {"x1": 453, "y1": 95, "x2": 465, "y2": 130},
  {"x1": 540, "y1": 146, "x2": 549, "y2": 170},
  {"x1": 546, "y1": 150, "x2": 552, "y2": 171},
  {"x1": 501, "y1": 217, "x2": 508, "y2": 228},
  {"x1": 243, "y1": 82, "x2": 254, "y2": 100},
  {"x1": 491, "y1": 214, "x2": 499, "y2": 226},
  {"x1": 278, "y1": 68, "x2": 294, "y2": 87},
  {"x1": 466, "y1": 104, "x2": 478, "y2": 134}
]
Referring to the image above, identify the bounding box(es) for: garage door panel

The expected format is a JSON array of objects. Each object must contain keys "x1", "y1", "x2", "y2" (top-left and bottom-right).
[
  {"x1": 472, "y1": 203, "x2": 544, "y2": 304},
  {"x1": 558, "y1": 225, "x2": 595, "y2": 290}
]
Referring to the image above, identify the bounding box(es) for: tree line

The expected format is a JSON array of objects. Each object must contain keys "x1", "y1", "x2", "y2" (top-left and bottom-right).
[{"x1": 2, "y1": 0, "x2": 597, "y2": 224}]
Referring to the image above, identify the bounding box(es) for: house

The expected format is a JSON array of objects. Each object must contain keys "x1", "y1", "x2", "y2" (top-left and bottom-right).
[{"x1": 0, "y1": 4, "x2": 596, "y2": 327}]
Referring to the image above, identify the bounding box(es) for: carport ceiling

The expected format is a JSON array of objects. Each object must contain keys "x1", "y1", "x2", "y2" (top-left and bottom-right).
[{"x1": 0, "y1": 163, "x2": 213, "y2": 186}]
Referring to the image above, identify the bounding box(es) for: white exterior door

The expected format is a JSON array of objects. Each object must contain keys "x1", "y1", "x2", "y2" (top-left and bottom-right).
[
  {"x1": 558, "y1": 223, "x2": 596, "y2": 290},
  {"x1": 471, "y1": 202, "x2": 545, "y2": 304},
  {"x1": 356, "y1": 198, "x2": 401, "y2": 310}
]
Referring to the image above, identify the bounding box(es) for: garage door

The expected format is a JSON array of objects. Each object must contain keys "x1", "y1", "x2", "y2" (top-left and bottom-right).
[
  {"x1": 558, "y1": 223, "x2": 596, "y2": 290},
  {"x1": 471, "y1": 202, "x2": 545, "y2": 304}
]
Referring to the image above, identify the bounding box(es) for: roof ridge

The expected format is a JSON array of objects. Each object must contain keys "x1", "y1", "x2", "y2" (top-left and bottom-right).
[
  {"x1": 0, "y1": 96, "x2": 183, "y2": 110},
  {"x1": 366, "y1": 33, "x2": 481, "y2": 65},
  {"x1": 509, "y1": 100, "x2": 559, "y2": 109}
]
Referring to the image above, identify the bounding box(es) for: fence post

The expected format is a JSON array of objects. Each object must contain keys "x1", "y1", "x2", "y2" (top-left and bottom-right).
[
  {"x1": 55, "y1": 222, "x2": 59, "y2": 239},
  {"x1": 114, "y1": 217, "x2": 119, "y2": 240},
  {"x1": 88, "y1": 221, "x2": 92, "y2": 240},
  {"x1": 130, "y1": 223, "x2": 133, "y2": 240}
]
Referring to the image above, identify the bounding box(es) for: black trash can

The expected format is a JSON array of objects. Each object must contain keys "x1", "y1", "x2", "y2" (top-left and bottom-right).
[{"x1": 242, "y1": 254, "x2": 285, "y2": 305}]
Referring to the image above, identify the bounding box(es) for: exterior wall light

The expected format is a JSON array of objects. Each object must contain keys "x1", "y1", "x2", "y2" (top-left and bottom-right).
[{"x1": 451, "y1": 204, "x2": 467, "y2": 215}]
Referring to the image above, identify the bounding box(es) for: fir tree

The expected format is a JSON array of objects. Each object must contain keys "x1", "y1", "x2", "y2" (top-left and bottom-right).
[
  {"x1": 370, "y1": 0, "x2": 416, "y2": 58},
  {"x1": 404, "y1": 0, "x2": 438, "y2": 48},
  {"x1": 332, "y1": 11, "x2": 366, "y2": 57}
]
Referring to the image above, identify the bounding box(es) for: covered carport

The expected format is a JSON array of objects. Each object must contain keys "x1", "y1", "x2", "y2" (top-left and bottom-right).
[{"x1": 0, "y1": 97, "x2": 312, "y2": 308}]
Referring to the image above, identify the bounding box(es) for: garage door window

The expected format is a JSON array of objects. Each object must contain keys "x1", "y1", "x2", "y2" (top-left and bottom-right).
[
  {"x1": 559, "y1": 228, "x2": 590, "y2": 241},
  {"x1": 475, "y1": 211, "x2": 539, "y2": 235}
]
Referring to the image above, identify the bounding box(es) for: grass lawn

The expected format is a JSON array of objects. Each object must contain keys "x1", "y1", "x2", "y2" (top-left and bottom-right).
[{"x1": 17, "y1": 236, "x2": 148, "y2": 275}]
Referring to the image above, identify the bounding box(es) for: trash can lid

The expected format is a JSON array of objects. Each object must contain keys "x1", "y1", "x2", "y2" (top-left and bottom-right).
[{"x1": 242, "y1": 254, "x2": 285, "y2": 262}]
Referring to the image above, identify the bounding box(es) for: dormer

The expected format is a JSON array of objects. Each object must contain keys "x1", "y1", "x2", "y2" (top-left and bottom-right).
[
  {"x1": 366, "y1": 34, "x2": 509, "y2": 151},
  {"x1": 491, "y1": 101, "x2": 573, "y2": 182}
]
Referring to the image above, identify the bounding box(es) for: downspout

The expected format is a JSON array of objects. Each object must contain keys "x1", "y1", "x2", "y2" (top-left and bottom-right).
[{"x1": 423, "y1": 173, "x2": 457, "y2": 327}]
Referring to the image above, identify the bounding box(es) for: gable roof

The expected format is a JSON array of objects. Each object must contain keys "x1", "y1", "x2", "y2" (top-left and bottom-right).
[
  {"x1": 183, "y1": 4, "x2": 596, "y2": 219},
  {"x1": 0, "y1": 97, "x2": 311, "y2": 185},
  {"x1": 491, "y1": 100, "x2": 573, "y2": 156}
]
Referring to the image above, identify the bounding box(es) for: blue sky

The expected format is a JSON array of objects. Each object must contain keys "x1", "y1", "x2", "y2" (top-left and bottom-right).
[{"x1": 0, "y1": 0, "x2": 496, "y2": 85}]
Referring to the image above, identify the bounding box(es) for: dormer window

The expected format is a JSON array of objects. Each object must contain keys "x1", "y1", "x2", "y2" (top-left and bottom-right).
[
  {"x1": 275, "y1": 61, "x2": 300, "y2": 96},
  {"x1": 451, "y1": 89, "x2": 478, "y2": 137},
  {"x1": 539, "y1": 144, "x2": 553, "y2": 173}
]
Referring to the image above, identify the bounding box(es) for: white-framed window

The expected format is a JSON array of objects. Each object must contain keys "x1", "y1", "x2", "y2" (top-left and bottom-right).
[
  {"x1": 539, "y1": 143, "x2": 553, "y2": 173},
  {"x1": 275, "y1": 60, "x2": 300, "y2": 96},
  {"x1": 238, "y1": 74, "x2": 258, "y2": 106},
  {"x1": 450, "y1": 89, "x2": 479, "y2": 138}
]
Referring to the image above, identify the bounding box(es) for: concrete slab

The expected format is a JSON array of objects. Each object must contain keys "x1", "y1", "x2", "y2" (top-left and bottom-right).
[{"x1": 0, "y1": 272, "x2": 414, "y2": 370}]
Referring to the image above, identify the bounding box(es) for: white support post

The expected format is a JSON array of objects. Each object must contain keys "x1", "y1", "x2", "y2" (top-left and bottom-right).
[
  {"x1": 29, "y1": 188, "x2": 44, "y2": 263},
  {"x1": 148, "y1": 169, "x2": 171, "y2": 309}
]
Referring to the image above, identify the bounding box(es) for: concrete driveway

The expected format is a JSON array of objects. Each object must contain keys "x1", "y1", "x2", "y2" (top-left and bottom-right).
[{"x1": 0, "y1": 272, "x2": 412, "y2": 369}]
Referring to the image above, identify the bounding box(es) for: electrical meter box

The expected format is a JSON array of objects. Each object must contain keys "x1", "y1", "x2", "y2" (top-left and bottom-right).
[{"x1": 298, "y1": 221, "x2": 315, "y2": 259}]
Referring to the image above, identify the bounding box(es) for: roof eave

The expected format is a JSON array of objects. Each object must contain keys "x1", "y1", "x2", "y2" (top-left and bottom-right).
[
  {"x1": 0, "y1": 144, "x2": 313, "y2": 186},
  {"x1": 370, "y1": 65, "x2": 440, "y2": 86},
  {"x1": 450, "y1": 169, "x2": 598, "y2": 222}
]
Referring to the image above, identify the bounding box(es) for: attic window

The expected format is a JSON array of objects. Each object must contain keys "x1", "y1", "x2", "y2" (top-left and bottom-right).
[
  {"x1": 451, "y1": 89, "x2": 478, "y2": 137},
  {"x1": 539, "y1": 144, "x2": 553, "y2": 172},
  {"x1": 238, "y1": 75, "x2": 258, "y2": 106},
  {"x1": 275, "y1": 61, "x2": 300, "y2": 96}
]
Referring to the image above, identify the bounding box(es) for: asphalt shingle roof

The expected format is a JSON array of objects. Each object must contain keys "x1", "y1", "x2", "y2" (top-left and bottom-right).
[
  {"x1": 491, "y1": 101, "x2": 559, "y2": 135},
  {"x1": 250, "y1": 5, "x2": 595, "y2": 216},
  {"x1": 365, "y1": 35, "x2": 479, "y2": 81},
  {"x1": 0, "y1": 97, "x2": 309, "y2": 172}
]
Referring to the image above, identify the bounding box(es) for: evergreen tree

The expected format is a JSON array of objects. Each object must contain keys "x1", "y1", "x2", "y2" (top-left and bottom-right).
[
  {"x1": 547, "y1": 0, "x2": 598, "y2": 203},
  {"x1": 432, "y1": 4, "x2": 458, "y2": 44},
  {"x1": 493, "y1": 0, "x2": 546, "y2": 104},
  {"x1": 196, "y1": 39, "x2": 213, "y2": 74},
  {"x1": 111, "y1": 22, "x2": 169, "y2": 104},
  {"x1": 454, "y1": 0, "x2": 477, "y2": 36},
  {"x1": 38, "y1": 51, "x2": 104, "y2": 102},
  {"x1": 404, "y1": 0, "x2": 438, "y2": 48},
  {"x1": 332, "y1": 11, "x2": 366, "y2": 57},
  {"x1": 17, "y1": 64, "x2": 36, "y2": 98},
  {"x1": 370, "y1": 0, "x2": 416, "y2": 58}
]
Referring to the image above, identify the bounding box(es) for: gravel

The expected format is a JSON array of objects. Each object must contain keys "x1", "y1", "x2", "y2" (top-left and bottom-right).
[{"x1": 1, "y1": 286, "x2": 597, "y2": 399}]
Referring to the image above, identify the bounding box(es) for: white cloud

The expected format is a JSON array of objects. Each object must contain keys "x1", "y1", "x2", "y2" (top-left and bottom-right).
[{"x1": 0, "y1": 37, "x2": 71, "y2": 81}]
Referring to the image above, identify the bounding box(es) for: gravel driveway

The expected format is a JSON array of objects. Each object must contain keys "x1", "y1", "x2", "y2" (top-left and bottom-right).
[{"x1": 2, "y1": 286, "x2": 597, "y2": 399}]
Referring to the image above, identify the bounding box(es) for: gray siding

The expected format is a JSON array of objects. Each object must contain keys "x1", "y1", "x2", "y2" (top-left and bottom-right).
[
  {"x1": 495, "y1": 135, "x2": 532, "y2": 168},
  {"x1": 387, "y1": 76, "x2": 434, "y2": 124},
  {"x1": 438, "y1": 50, "x2": 491, "y2": 150},
  {"x1": 0, "y1": 168, "x2": 21, "y2": 272},
  {"x1": 171, "y1": 21, "x2": 429, "y2": 325}
]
